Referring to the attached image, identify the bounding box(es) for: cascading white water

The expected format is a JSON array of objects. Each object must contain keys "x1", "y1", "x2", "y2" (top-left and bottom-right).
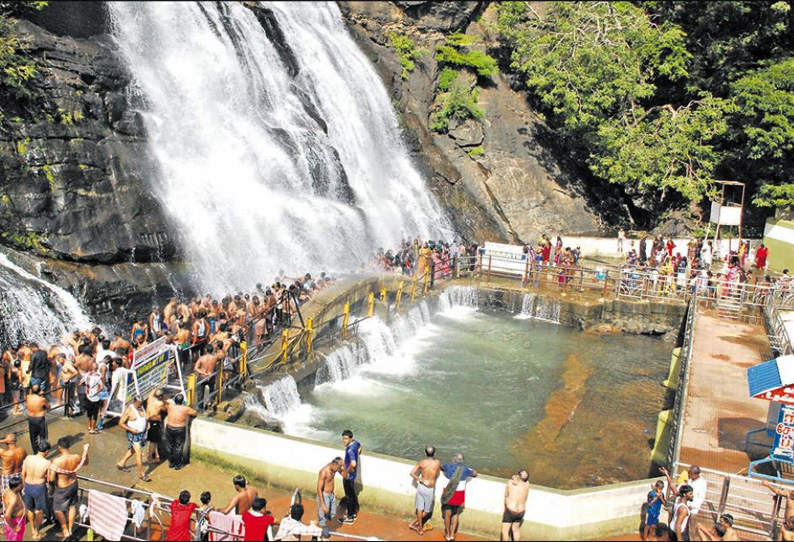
[
  {"x1": 260, "y1": 376, "x2": 302, "y2": 417},
  {"x1": 0, "y1": 254, "x2": 91, "y2": 349},
  {"x1": 108, "y1": 2, "x2": 452, "y2": 293},
  {"x1": 515, "y1": 292, "x2": 561, "y2": 323},
  {"x1": 316, "y1": 344, "x2": 360, "y2": 385},
  {"x1": 437, "y1": 286, "x2": 479, "y2": 312}
]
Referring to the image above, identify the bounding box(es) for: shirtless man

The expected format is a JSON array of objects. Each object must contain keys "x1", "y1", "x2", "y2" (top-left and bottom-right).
[
  {"x1": 0, "y1": 434, "x2": 27, "y2": 495},
  {"x1": 193, "y1": 346, "x2": 218, "y2": 410},
  {"x1": 146, "y1": 389, "x2": 167, "y2": 462},
  {"x1": 22, "y1": 439, "x2": 51, "y2": 540},
  {"x1": 3, "y1": 476, "x2": 25, "y2": 541},
  {"x1": 501, "y1": 470, "x2": 530, "y2": 541},
  {"x1": 163, "y1": 298, "x2": 178, "y2": 328},
  {"x1": 26, "y1": 386, "x2": 49, "y2": 455},
  {"x1": 220, "y1": 475, "x2": 259, "y2": 515},
  {"x1": 764, "y1": 481, "x2": 794, "y2": 520},
  {"x1": 49, "y1": 437, "x2": 90, "y2": 539},
  {"x1": 108, "y1": 332, "x2": 128, "y2": 360},
  {"x1": 174, "y1": 322, "x2": 191, "y2": 372},
  {"x1": 781, "y1": 515, "x2": 794, "y2": 541},
  {"x1": 317, "y1": 457, "x2": 343, "y2": 537},
  {"x1": 165, "y1": 394, "x2": 197, "y2": 470},
  {"x1": 409, "y1": 445, "x2": 442, "y2": 535},
  {"x1": 59, "y1": 356, "x2": 79, "y2": 417},
  {"x1": 73, "y1": 349, "x2": 92, "y2": 412}
]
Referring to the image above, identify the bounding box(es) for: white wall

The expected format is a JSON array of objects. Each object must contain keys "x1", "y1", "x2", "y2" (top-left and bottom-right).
[
  {"x1": 561, "y1": 236, "x2": 760, "y2": 261},
  {"x1": 191, "y1": 418, "x2": 652, "y2": 536}
]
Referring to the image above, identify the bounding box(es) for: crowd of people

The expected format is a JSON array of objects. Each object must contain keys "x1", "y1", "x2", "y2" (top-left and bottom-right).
[{"x1": 364, "y1": 238, "x2": 476, "y2": 282}]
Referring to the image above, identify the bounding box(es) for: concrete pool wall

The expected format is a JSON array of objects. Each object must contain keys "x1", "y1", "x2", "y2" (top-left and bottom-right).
[{"x1": 191, "y1": 417, "x2": 655, "y2": 540}]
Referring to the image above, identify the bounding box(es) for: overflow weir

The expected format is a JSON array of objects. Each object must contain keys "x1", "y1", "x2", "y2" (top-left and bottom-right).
[{"x1": 190, "y1": 271, "x2": 700, "y2": 540}]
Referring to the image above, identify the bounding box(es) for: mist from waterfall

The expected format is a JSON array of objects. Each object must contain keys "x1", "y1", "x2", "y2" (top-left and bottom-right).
[{"x1": 108, "y1": 1, "x2": 451, "y2": 293}]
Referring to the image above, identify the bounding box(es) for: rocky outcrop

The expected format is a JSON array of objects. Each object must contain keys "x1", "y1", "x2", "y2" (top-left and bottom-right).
[
  {"x1": 0, "y1": 15, "x2": 177, "y2": 264},
  {"x1": 339, "y1": 1, "x2": 619, "y2": 243}
]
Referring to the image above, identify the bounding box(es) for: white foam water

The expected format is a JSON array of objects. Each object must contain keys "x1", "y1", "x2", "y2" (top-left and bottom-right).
[{"x1": 0, "y1": 253, "x2": 91, "y2": 349}]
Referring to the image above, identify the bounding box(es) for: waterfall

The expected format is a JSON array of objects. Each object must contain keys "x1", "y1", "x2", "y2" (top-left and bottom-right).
[
  {"x1": 0, "y1": 254, "x2": 91, "y2": 350},
  {"x1": 515, "y1": 293, "x2": 561, "y2": 324},
  {"x1": 438, "y1": 286, "x2": 479, "y2": 312},
  {"x1": 261, "y1": 376, "x2": 301, "y2": 417},
  {"x1": 316, "y1": 343, "x2": 360, "y2": 385},
  {"x1": 108, "y1": 2, "x2": 452, "y2": 293}
]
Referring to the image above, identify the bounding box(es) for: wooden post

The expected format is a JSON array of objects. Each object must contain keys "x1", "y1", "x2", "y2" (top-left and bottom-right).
[
  {"x1": 395, "y1": 282, "x2": 404, "y2": 311},
  {"x1": 186, "y1": 374, "x2": 196, "y2": 408},
  {"x1": 487, "y1": 255, "x2": 492, "y2": 283},
  {"x1": 367, "y1": 292, "x2": 375, "y2": 317},
  {"x1": 342, "y1": 302, "x2": 350, "y2": 338},
  {"x1": 306, "y1": 317, "x2": 313, "y2": 355}
]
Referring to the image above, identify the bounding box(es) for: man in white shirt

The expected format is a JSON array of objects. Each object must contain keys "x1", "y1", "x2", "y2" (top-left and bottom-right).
[{"x1": 687, "y1": 465, "x2": 707, "y2": 515}]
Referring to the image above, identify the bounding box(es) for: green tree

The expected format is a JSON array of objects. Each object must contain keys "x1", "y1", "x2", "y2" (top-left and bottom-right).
[
  {"x1": 0, "y1": 1, "x2": 47, "y2": 103},
  {"x1": 729, "y1": 57, "x2": 794, "y2": 207}
]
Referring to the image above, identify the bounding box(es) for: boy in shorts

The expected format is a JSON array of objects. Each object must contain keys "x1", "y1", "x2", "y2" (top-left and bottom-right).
[{"x1": 643, "y1": 480, "x2": 666, "y2": 541}]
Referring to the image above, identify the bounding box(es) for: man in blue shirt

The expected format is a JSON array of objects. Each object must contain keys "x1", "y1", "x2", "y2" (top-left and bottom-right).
[{"x1": 341, "y1": 429, "x2": 362, "y2": 524}]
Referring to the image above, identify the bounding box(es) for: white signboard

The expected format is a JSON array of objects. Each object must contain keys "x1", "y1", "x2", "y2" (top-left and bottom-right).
[
  {"x1": 483, "y1": 242, "x2": 529, "y2": 277},
  {"x1": 710, "y1": 202, "x2": 742, "y2": 226}
]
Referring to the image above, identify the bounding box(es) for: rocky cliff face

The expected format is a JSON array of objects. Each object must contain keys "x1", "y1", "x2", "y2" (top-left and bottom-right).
[
  {"x1": 0, "y1": 5, "x2": 190, "y2": 323},
  {"x1": 338, "y1": 1, "x2": 621, "y2": 243}
]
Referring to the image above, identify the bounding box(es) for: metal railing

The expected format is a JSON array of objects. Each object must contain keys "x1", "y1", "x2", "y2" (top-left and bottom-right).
[{"x1": 667, "y1": 293, "x2": 698, "y2": 469}]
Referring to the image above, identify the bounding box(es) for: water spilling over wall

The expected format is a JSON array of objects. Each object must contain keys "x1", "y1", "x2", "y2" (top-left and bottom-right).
[
  {"x1": 108, "y1": 2, "x2": 451, "y2": 293},
  {"x1": 0, "y1": 254, "x2": 91, "y2": 350},
  {"x1": 517, "y1": 292, "x2": 561, "y2": 324},
  {"x1": 437, "y1": 285, "x2": 479, "y2": 312},
  {"x1": 261, "y1": 376, "x2": 302, "y2": 418}
]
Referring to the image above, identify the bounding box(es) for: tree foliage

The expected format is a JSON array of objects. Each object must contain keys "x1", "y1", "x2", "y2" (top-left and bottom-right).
[
  {"x1": 389, "y1": 33, "x2": 424, "y2": 80},
  {"x1": 0, "y1": 1, "x2": 47, "y2": 103},
  {"x1": 430, "y1": 74, "x2": 484, "y2": 133},
  {"x1": 495, "y1": 1, "x2": 794, "y2": 213}
]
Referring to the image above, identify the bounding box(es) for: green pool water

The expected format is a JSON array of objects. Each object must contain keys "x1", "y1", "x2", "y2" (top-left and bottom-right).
[{"x1": 286, "y1": 303, "x2": 671, "y2": 489}]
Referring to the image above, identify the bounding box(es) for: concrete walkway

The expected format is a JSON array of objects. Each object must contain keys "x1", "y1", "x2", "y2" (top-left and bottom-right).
[
  {"x1": 678, "y1": 309, "x2": 772, "y2": 474},
  {"x1": 2, "y1": 415, "x2": 484, "y2": 541}
]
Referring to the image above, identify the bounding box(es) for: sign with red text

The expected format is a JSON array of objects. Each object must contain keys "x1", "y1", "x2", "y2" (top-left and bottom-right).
[{"x1": 773, "y1": 405, "x2": 794, "y2": 461}]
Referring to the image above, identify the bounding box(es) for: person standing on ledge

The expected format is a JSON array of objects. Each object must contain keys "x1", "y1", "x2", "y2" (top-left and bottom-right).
[
  {"x1": 340, "y1": 429, "x2": 362, "y2": 525},
  {"x1": 25, "y1": 385, "x2": 49, "y2": 455},
  {"x1": 440, "y1": 452, "x2": 478, "y2": 542},
  {"x1": 409, "y1": 445, "x2": 442, "y2": 535},
  {"x1": 165, "y1": 394, "x2": 197, "y2": 471},
  {"x1": 501, "y1": 469, "x2": 530, "y2": 541}
]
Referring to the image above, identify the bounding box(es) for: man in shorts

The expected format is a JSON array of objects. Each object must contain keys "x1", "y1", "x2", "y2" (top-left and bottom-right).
[
  {"x1": 501, "y1": 470, "x2": 530, "y2": 541},
  {"x1": 440, "y1": 453, "x2": 478, "y2": 542},
  {"x1": 409, "y1": 445, "x2": 442, "y2": 535},
  {"x1": 21, "y1": 439, "x2": 51, "y2": 540}
]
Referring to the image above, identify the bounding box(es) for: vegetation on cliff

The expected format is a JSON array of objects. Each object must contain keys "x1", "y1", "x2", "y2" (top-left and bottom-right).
[{"x1": 494, "y1": 0, "x2": 794, "y2": 221}]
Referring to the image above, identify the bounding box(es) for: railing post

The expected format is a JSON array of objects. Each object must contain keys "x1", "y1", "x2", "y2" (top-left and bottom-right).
[
  {"x1": 380, "y1": 288, "x2": 387, "y2": 303},
  {"x1": 342, "y1": 302, "x2": 350, "y2": 339},
  {"x1": 239, "y1": 340, "x2": 248, "y2": 377},
  {"x1": 423, "y1": 271, "x2": 430, "y2": 294},
  {"x1": 215, "y1": 366, "x2": 223, "y2": 407},
  {"x1": 487, "y1": 255, "x2": 492, "y2": 283},
  {"x1": 523, "y1": 257, "x2": 530, "y2": 288},
  {"x1": 717, "y1": 476, "x2": 731, "y2": 516},
  {"x1": 186, "y1": 374, "x2": 196, "y2": 408},
  {"x1": 411, "y1": 275, "x2": 418, "y2": 301},
  {"x1": 602, "y1": 271, "x2": 609, "y2": 298},
  {"x1": 579, "y1": 267, "x2": 584, "y2": 291},
  {"x1": 367, "y1": 292, "x2": 375, "y2": 317},
  {"x1": 281, "y1": 329, "x2": 289, "y2": 364},
  {"x1": 395, "y1": 282, "x2": 403, "y2": 311},
  {"x1": 306, "y1": 317, "x2": 313, "y2": 355}
]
